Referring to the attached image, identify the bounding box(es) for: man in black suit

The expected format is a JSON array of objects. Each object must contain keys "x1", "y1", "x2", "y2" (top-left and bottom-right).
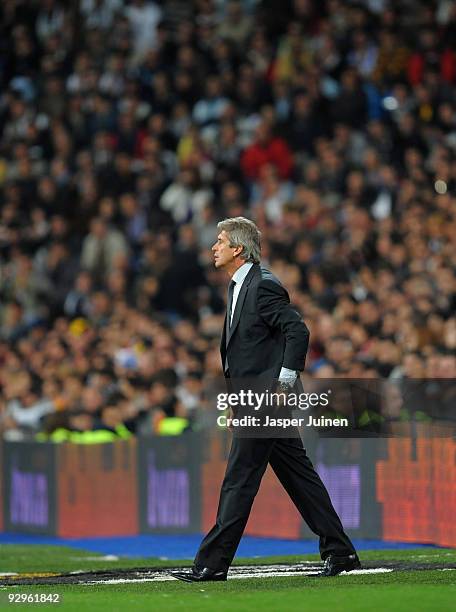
[{"x1": 172, "y1": 217, "x2": 359, "y2": 582}]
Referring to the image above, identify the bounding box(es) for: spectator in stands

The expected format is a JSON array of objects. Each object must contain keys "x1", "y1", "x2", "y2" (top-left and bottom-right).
[
  {"x1": 241, "y1": 121, "x2": 294, "y2": 181},
  {"x1": 80, "y1": 217, "x2": 129, "y2": 282}
]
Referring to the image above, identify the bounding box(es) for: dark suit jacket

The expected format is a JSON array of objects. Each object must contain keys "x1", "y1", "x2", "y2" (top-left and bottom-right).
[{"x1": 220, "y1": 264, "x2": 310, "y2": 389}]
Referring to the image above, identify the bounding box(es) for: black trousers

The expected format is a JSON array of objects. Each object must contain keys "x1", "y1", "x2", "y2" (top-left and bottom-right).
[{"x1": 194, "y1": 436, "x2": 356, "y2": 572}]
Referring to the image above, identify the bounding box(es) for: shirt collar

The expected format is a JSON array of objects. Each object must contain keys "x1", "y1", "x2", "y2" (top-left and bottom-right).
[{"x1": 232, "y1": 262, "x2": 254, "y2": 285}]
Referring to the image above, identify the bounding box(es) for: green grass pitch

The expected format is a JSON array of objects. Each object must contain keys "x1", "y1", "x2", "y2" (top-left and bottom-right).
[{"x1": 0, "y1": 545, "x2": 455, "y2": 611}]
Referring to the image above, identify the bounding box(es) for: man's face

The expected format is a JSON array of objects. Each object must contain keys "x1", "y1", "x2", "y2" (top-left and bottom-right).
[{"x1": 212, "y1": 231, "x2": 237, "y2": 269}]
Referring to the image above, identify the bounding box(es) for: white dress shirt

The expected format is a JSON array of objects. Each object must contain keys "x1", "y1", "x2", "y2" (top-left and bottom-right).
[
  {"x1": 229, "y1": 262, "x2": 297, "y2": 385},
  {"x1": 230, "y1": 262, "x2": 253, "y2": 325}
]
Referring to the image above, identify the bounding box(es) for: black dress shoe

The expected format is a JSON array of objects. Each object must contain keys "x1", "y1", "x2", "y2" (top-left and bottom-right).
[
  {"x1": 169, "y1": 566, "x2": 228, "y2": 583},
  {"x1": 316, "y1": 554, "x2": 361, "y2": 577}
]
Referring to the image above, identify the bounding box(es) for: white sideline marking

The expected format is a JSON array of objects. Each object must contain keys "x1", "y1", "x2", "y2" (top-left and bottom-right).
[
  {"x1": 339, "y1": 568, "x2": 393, "y2": 575},
  {"x1": 85, "y1": 567, "x2": 393, "y2": 585},
  {"x1": 89, "y1": 578, "x2": 175, "y2": 584},
  {"x1": 71, "y1": 556, "x2": 119, "y2": 561}
]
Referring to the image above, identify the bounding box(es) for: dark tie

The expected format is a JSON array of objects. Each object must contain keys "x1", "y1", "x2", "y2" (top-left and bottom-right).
[
  {"x1": 224, "y1": 279, "x2": 236, "y2": 373},
  {"x1": 227, "y1": 279, "x2": 236, "y2": 328}
]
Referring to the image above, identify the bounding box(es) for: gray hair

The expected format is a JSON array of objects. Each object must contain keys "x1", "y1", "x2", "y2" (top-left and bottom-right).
[{"x1": 217, "y1": 217, "x2": 261, "y2": 263}]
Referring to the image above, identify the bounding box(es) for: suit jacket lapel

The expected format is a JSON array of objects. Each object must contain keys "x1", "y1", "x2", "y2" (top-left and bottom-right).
[{"x1": 227, "y1": 264, "x2": 259, "y2": 346}]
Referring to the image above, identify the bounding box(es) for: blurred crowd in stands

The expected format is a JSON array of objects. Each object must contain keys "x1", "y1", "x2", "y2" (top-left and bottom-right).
[{"x1": 0, "y1": 0, "x2": 455, "y2": 441}]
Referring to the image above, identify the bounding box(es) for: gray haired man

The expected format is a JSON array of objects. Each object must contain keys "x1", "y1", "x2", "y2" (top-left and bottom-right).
[{"x1": 172, "y1": 217, "x2": 360, "y2": 581}]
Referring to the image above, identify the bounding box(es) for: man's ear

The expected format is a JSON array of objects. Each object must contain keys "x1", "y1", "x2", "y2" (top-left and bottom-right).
[{"x1": 233, "y1": 245, "x2": 243, "y2": 258}]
